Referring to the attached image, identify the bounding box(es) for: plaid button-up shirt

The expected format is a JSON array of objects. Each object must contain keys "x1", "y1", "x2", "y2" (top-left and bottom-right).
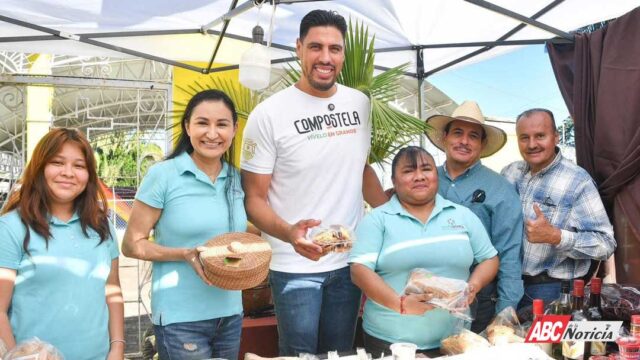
[{"x1": 501, "y1": 149, "x2": 615, "y2": 280}]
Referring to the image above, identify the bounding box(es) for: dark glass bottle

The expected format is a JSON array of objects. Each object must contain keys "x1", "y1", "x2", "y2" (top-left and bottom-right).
[
  {"x1": 586, "y1": 277, "x2": 603, "y2": 320},
  {"x1": 586, "y1": 277, "x2": 606, "y2": 356},
  {"x1": 552, "y1": 280, "x2": 573, "y2": 359},
  {"x1": 571, "y1": 279, "x2": 586, "y2": 318},
  {"x1": 563, "y1": 280, "x2": 586, "y2": 360}
]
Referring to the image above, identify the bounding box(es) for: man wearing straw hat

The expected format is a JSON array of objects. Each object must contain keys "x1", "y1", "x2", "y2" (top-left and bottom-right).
[
  {"x1": 241, "y1": 9, "x2": 387, "y2": 357},
  {"x1": 426, "y1": 101, "x2": 524, "y2": 332}
]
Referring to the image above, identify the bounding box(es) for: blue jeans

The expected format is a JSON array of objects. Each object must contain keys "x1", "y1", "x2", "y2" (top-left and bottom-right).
[
  {"x1": 154, "y1": 314, "x2": 243, "y2": 360},
  {"x1": 269, "y1": 267, "x2": 361, "y2": 356},
  {"x1": 518, "y1": 282, "x2": 562, "y2": 310}
]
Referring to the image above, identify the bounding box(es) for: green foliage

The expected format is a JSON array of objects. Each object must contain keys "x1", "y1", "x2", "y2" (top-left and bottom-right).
[
  {"x1": 171, "y1": 76, "x2": 261, "y2": 129},
  {"x1": 94, "y1": 131, "x2": 163, "y2": 187},
  {"x1": 558, "y1": 116, "x2": 575, "y2": 146}
]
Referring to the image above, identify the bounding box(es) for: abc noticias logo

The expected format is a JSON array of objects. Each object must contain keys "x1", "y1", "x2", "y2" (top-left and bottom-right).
[{"x1": 525, "y1": 315, "x2": 623, "y2": 343}]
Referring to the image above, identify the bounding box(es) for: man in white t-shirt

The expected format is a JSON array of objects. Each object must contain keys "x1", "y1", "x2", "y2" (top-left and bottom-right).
[{"x1": 241, "y1": 9, "x2": 387, "y2": 357}]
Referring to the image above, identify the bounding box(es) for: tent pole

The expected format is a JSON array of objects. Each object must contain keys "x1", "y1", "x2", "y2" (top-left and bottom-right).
[
  {"x1": 464, "y1": 0, "x2": 573, "y2": 40},
  {"x1": 0, "y1": 14, "x2": 206, "y2": 73},
  {"x1": 418, "y1": 77, "x2": 425, "y2": 148},
  {"x1": 205, "y1": 0, "x2": 240, "y2": 73},
  {"x1": 425, "y1": 0, "x2": 567, "y2": 77},
  {"x1": 376, "y1": 38, "x2": 571, "y2": 52},
  {"x1": 416, "y1": 49, "x2": 426, "y2": 147},
  {"x1": 201, "y1": 0, "x2": 259, "y2": 32}
]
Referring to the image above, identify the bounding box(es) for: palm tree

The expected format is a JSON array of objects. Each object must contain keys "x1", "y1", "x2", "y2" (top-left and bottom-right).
[
  {"x1": 94, "y1": 131, "x2": 163, "y2": 187},
  {"x1": 172, "y1": 20, "x2": 428, "y2": 164}
]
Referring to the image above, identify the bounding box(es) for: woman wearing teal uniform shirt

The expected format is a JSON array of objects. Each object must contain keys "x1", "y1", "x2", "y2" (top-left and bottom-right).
[
  {"x1": 350, "y1": 146, "x2": 499, "y2": 355},
  {"x1": 122, "y1": 90, "x2": 247, "y2": 360},
  {"x1": 0, "y1": 128, "x2": 124, "y2": 359}
]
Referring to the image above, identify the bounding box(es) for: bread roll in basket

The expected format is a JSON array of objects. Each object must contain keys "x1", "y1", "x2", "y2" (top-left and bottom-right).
[{"x1": 199, "y1": 232, "x2": 272, "y2": 290}]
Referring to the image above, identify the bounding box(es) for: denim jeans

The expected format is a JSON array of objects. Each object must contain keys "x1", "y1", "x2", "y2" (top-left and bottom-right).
[
  {"x1": 154, "y1": 314, "x2": 243, "y2": 360},
  {"x1": 269, "y1": 267, "x2": 361, "y2": 356},
  {"x1": 518, "y1": 282, "x2": 562, "y2": 310},
  {"x1": 470, "y1": 280, "x2": 497, "y2": 333}
]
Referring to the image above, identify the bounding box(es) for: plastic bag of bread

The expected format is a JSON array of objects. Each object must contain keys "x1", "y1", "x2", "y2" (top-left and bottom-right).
[
  {"x1": 0, "y1": 337, "x2": 8, "y2": 358},
  {"x1": 4, "y1": 338, "x2": 63, "y2": 360},
  {"x1": 482, "y1": 306, "x2": 526, "y2": 345},
  {"x1": 404, "y1": 268, "x2": 472, "y2": 321},
  {"x1": 440, "y1": 328, "x2": 490, "y2": 355},
  {"x1": 309, "y1": 225, "x2": 354, "y2": 256}
]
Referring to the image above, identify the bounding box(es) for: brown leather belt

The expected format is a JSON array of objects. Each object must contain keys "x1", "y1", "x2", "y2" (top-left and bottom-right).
[{"x1": 522, "y1": 272, "x2": 562, "y2": 285}]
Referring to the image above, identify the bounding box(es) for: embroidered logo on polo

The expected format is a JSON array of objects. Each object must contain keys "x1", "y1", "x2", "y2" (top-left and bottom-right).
[
  {"x1": 293, "y1": 110, "x2": 362, "y2": 140},
  {"x1": 445, "y1": 218, "x2": 466, "y2": 230}
]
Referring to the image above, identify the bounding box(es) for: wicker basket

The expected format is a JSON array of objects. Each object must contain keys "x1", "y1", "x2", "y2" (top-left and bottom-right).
[{"x1": 200, "y1": 232, "x2": 272, "y2": 290}]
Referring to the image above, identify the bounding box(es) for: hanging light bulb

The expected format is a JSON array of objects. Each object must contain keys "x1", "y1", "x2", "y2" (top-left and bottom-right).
[{"x1": 239, "y1": 25, "x2": 271, "y2": 90}]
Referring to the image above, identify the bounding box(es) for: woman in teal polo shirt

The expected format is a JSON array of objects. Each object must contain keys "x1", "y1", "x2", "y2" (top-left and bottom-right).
[
  {"x1": 350, "y1": 146, "x2": 499, "y2": 355},
  {"x1": 122, "y1": 89, "x2": 246, "y2": 360},
  {"x1": 0, "y1": 128, "x2": 124, "y2": 359}
]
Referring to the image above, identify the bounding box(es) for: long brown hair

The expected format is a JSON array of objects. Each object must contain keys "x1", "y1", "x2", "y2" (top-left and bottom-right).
[{"x1": 2, "y1": 128, "x2": 111, "y2": 253}]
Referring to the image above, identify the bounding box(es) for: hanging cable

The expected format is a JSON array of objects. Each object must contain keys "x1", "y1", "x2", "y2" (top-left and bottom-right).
[
  {"x1": 255, "y1": 0, "x2": 262, "y2": 27},
  {"x1": 267, "y1": 2, "x2": 277, "y2": 47}
]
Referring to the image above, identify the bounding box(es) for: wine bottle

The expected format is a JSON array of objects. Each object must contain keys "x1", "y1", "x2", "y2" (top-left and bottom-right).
[
  {"x1": 563, "y1": 280, "x2": 586, "y2": 360},
  {"x1": 534, "y1": 299, "x2": 554, "y2": 356},
  {"x1": 586, "y1": 277, "x2": 606, "y2": 356}
]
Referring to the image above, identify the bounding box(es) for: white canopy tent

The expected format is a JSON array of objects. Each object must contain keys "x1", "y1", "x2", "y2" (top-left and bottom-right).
[
  {"x1": 2, "y1": 3, "x2": 639, "y2": 352},
  {"x1": 1, "y1": 0, "x2": 638, "y2": 78},
  {"x1": 1, "y1": 0, "x2": 638, "y2": 173}
]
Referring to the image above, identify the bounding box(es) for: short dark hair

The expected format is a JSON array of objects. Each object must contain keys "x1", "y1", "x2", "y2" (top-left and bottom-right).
[
  {"x1": 391, "y1": 146, "x2": 434, "y2": 180},
  {"x1": 443, "y1": 120, "x2": 487, "y2": 141},
  {"x1": 299, "y1": 9, "x2": 347, "y2": 41},
  {"x1": 516, "y1": 108, "x2": 558, "y2": 132}
]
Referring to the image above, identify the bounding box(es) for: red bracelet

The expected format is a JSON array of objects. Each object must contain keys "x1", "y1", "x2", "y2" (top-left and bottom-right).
[{"x1": 400, "y1": 295, "x2": 406, "y2": 314}]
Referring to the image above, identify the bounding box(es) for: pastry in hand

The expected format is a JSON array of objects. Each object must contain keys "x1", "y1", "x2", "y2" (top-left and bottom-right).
[{"x1": 311, "y1": 226, "x2": 353, "y2": 255}]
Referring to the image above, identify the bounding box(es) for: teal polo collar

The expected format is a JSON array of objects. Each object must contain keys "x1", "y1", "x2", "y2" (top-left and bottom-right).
[
  {"x1": 442, "y1": 160, "x2": 483, "y2": 181},
  {"x1": 174, "y1": 151, "x2": 229, "y2": 180},
  {"x1": 381, "y1": 193, "x2": 454, "y2": 222},
  {"x1": 48, "y1": 212, "x2": 80, "y2": 225}
]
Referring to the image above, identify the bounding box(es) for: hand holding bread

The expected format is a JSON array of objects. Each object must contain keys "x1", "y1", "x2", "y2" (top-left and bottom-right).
[{"x1": 403, "y1": 268, "x2": 472, "y2": 320}]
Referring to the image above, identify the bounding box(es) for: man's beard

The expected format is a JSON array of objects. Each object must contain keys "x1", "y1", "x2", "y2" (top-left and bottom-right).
[{"x1": 304, "y1": 70, "x2": 336, "y2": 91}]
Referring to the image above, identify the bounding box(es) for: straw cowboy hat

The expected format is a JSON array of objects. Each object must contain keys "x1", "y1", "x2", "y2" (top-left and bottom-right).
[{"x1": 425, "y1": 100, "x2": 507, "y2": 158}]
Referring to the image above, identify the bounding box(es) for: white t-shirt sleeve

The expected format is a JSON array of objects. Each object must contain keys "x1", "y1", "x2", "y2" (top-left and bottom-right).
[{"x1": 241, "y1": 105, "x2": 276, "y2": 174}]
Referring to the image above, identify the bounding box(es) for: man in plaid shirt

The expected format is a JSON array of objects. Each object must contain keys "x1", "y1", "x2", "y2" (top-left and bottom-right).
[{"x1": 501, "y1": 108, "x2": 615, "y2": 308}]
